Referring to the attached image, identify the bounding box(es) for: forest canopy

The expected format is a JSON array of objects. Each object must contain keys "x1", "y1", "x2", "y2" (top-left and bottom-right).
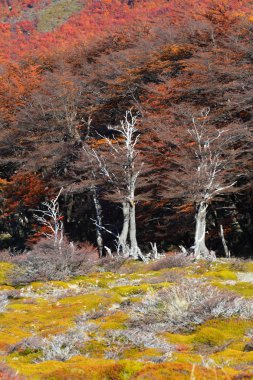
[{"x1": 0, "y1": 0, "x2": 252, "y2": 258}]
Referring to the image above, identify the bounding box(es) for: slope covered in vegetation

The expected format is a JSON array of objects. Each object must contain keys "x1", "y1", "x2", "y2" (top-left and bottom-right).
[
  {"x1": 0, "y1": 254, "x2": 253, "y2": 379},
  {"x1": 0, "y1": 0, "x2": 252, "y2": 257}
]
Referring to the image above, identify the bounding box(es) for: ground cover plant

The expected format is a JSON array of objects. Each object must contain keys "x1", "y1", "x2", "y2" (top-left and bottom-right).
[{"x1": 0, "y1": 254, "x2": 253, "y2": 379}]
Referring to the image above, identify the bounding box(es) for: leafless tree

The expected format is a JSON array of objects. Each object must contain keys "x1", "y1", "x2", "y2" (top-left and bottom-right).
[
  {"x1": 33, "y1": 188, "x2": 64, "y2": 252},
  {"x1": 84, "y1": 110, "x2": 146, "y2": 261},
  {"x1": 188, "y1": 108, "x2": 236, "y2": 259}
]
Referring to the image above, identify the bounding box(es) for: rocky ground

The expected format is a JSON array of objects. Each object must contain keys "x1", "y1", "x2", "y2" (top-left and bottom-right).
[{"x1": 0, "y1": 256, "x2": 253, "y2": 379}]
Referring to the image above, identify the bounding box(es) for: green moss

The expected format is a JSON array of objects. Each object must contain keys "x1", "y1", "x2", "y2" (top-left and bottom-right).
[
  {"x1": 7, "y1": 351, "x2": 42, "y2": 365},
  {"x1": 122, "y1": 347, "x2": 161, "y2": 361},
  {"x1": 29, "y1": 282, "x2": 45, "y2": 290},
  {"x1": 213, "y1": 280, "x2": 253, "y2": 297},
  {"x1": 119, "y1": 360, "x2": 144, "y2": 379},
  {"x1": 82, "y1": 340, "x2": 107, "y2": 358},
  {"x1": 70, "y1": 272, "x2": 120, "y2": 288},
  {"x1": 163, "y1": 332, "x2": 194, "y2": 345},
  {"x1": 193, "y1": 327, "x2": 228, "y2": 347},
  {"x1": 0, "y1": 330, "x2": 31, "y2": 348},
  {"x1": 0, "y1": 284, "x2": 14, "y2": 291},
  {"x1": 96, "y1": 311, "x2": 129, "y2": 330},
  {"x1": 112, "y1": 284, "x2": 150, "y2": 297},
  {"x1": 3, "y1": 260, "x2": 253, "y2": 379},
  {"x1": 37, "y1": 0, "x2": 83, "y2": 32},
  {"x1": 58, "y1": 291, "x2": 121, "y2": 310},
  {"x1": 165, "y1": 318, "x2": 253, "y2": 354},
  {"x1": 192, "y1": 318, "x2": 253, "y2": 351},
  {"x1": 0, "y1": 262, "x2": 15, "y2": 285},
  {"x1": 151, "y1": 282, "x2": 173, "y2": 289},
  {"x1": 131, "y1": 362, "x2": 236, "y2": 380},
  {"x1": 7, "y1": 357, "x2": 143, "y2": 380},
  {"x1": 0, "y1": 297, "x2": 81, "y2": 343},
  {"x1": 244, "y1": 262, "x2": 253, "y2": 273},
  {"x1": 171, "y1": 352, "x2": 202, "y2": 364},
  {"x1": 210, "y1": 349, "x2": 253, "y2": 366},
  {"x1": 206, "y1": 318, "x2": 253, "y2": 336},
  {"x1": 47, "y1": 281, "x2": 70, "y2": 289},
  {"x1": 205, "y1": 270, "x2": 237, "y2": 281},
  {"x1": 228, "y1": 282, "x2": 253, "y2": 297}
]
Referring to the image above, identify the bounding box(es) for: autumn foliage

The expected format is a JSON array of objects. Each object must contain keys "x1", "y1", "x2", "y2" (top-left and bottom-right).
[{"x1": 0, "y1": 0, "x2": 252, "y2": 254}]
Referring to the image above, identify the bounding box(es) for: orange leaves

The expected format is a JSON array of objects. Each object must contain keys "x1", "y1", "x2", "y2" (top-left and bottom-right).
[
  {"x1": 89, "y1": 137, "x2": 125, "y2": 149},
  {"x1": 0, "y1": 62, "x2": 41, "y2": 122},
  {"x1": 2, "y1": 173, "x2": 46, "y2": 216},
  {"x1": 174, "y1": 203, "x2": 194, "y2": 214}
]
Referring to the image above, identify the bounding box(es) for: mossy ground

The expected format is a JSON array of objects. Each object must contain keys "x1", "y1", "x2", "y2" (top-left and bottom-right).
[
  {"x1": 37, "y1": 0, "x2": 83, "y2": 32},
  {"x1": 0, "y1": 259, "x2": 253, "y2": 379}
]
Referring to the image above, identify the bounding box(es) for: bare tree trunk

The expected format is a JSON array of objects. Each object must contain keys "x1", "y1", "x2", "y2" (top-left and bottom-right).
[
  {"x1": 118, "y1": 201, "x2": 130, "y2": 254},
  {"x1": 86, "y1": 110, "x2": 144, "y2": 260},
  {"x1": 129, "y1": 201, "x2": 138, "y2": 258},
  {"x1": 92, "y1": 185, "x2": 104, "y2": 258},
  {"x1": 194, "y1": 202, "x2": 209, "y2": 259},
  {"x1": 220, "y1": 224, "x2": 230, "y2": 258},
  {"x1": 66, "y1": 193, "x2": 74, "y2": 223}
]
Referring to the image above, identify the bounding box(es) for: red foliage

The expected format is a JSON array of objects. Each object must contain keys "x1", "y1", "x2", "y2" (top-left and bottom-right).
[
  {"x1": 2, "y1": 173, "x2": 46, "y2": 216},
  {"x1": 0, "y1": 0, "x2": 252, "y2": 252},
  {"x1": 0, "y1": 62, "x2": 41, "y2": 122}
]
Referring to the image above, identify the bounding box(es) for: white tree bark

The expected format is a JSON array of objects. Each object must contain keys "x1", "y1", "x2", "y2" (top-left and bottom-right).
[
  {"x1": 85, "y1": 110, "x2": 144, "y2": 260},
  {"x1": 33, "y1": 188, "x2": 64, "y2": 252},
  {"x1": 118, "y1": 200, "x2": 130, "y2": 254},
  {"x1": 92, "y1": 185, "x2": 104, "y2": 258},
  {"x1": 188, "y1": 108, "x2": 236, "y2": 259},
  {"x1": 220, "y1": 224, "x2": 230, "y2": 258},
  {"x1": 129, "y1": 201, "x2": 138, "y2": 258},
  {"x1": 194, "y1": 201, "x2": 209, "y2": 259}
]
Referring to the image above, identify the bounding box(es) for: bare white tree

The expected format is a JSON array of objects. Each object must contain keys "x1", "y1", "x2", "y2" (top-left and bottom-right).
[
  {"x1": 33, "y1": 188, "x2": 64, "y2": 251},
  {"x1": 84, "y1": 110, "x2": 145, "y2": 261},
  {"x1": 188, "y1": 108, "x2": 236, "y2": 259}
]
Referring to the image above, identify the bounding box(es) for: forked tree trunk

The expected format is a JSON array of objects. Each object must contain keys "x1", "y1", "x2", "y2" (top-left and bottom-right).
[
  {"x1": 118, "y1": 201, "x2": 130, "y2": 254},
  {"x1": 194, "y1": 202, "x2": 210, "y2": 259}
]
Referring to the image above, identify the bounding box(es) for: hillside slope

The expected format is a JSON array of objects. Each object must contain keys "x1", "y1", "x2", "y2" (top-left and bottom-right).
[{"x1": 0, "y1": 0, "x2": 252, "y2": 255}]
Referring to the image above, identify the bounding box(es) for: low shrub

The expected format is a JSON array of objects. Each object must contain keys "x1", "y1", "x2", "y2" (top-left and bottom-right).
[
  {"x1": 147, "y1": 253, "x2": 190, "y2": 271},
  {"x1": 6, "y1": 239, "x2": 99, "y2": 285},
  {"x1": 95, "y1": 257, "x2": 129, "y2": 273},
  {"x1": 130, "y1": 279, "x2": 253, "y2": 333},
  {"x1": 41, "y1": 331, "x2": 85, "y2": 362},
  {"x1": 106, "y1": 328, "x2": 173, "y2": 354},
  {"x1": 10, "y1": 328, "x2": 89, "y2": 362},
  {"x1": 143, "y1": 270, "x2": 183, "y2": 284}
]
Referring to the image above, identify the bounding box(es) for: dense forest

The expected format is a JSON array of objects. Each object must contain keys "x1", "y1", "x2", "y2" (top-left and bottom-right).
[{"x1": 0, "y1": 0, "x2": 253, "y2": 258}]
